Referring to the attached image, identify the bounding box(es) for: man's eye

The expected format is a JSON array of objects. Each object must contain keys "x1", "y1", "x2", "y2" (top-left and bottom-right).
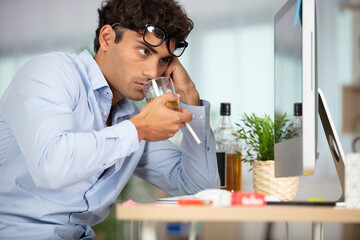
[
  {"x1": 139, "y1": 48, "x2": 150, "y2": 55},
  {"x1": 160, "y1": 57, "x2": 173, "y2": 64}
]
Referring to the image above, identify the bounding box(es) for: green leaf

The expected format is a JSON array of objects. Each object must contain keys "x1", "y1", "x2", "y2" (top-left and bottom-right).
[{"x1": 234, "y1": 112, "x2": 297, "y2": 168}]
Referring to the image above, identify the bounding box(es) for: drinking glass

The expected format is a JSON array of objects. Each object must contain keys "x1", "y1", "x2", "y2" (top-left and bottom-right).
[
  {"x1": 143, "y1": 77, "x2": 180, "y2": 112},
  {"x1": 142, "y1": 76, "x2": 201, "y2": 144}
]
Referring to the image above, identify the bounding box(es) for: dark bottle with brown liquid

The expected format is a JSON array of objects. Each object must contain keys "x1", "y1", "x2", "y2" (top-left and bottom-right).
[{"x1": 214, "y1": 103, "x2": 242, "y2": 192}]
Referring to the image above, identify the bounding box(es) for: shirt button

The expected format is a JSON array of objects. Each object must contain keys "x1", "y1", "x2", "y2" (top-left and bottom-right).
[
  {"x1": 103, "y1": 111, "x2": 108, "y2": 116},
  {"x1": 199, "y1": 115, "x2": 204, "y2": 120}
]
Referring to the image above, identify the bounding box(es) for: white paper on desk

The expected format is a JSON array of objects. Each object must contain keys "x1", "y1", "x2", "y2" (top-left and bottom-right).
[{"x1": 345, "y1": 153, "x2": 360, "y2": 209}]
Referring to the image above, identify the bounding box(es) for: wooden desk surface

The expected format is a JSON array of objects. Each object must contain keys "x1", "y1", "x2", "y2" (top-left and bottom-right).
[{"x1": 116, "y1": 204, "x2": 360, "y2": 223}]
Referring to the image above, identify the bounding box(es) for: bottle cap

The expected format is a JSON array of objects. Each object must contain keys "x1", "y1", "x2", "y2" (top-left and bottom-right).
[
  {"x1": 294, "y1": 103, "x2": 302, "y2": 116},
  {"x1": 220, "y1": 103, "x2": 231, "y2": 116}
]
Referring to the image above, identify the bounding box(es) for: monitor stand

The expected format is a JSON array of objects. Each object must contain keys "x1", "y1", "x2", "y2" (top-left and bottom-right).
[{"x1": 318, "y1": 88, "x2": 346, "y2": 202}]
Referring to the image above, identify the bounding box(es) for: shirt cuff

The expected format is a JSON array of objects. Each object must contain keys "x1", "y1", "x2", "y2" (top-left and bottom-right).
[
  {"x1": 179, "y1": 100, "x2": 211, "y2": 141},
  {"x1": 180, "y1": 99, "x2": 210, "y2": 125}
]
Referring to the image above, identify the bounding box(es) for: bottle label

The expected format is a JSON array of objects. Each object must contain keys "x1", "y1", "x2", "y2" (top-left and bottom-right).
[{"x1": 216, "y1": 152, "x2": 226, "y2": 187}]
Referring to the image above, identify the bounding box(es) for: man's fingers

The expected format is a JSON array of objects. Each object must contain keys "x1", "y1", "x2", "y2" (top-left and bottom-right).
[
  {"x1": 156, "y1": 93, "x2": 180, "y2": 105},
  {"x1": 179, "y1": 107, "x2": 193, "y2": 123},
  {"x1": 164, "y1": 58, "x2": 179, "y2": 77}
]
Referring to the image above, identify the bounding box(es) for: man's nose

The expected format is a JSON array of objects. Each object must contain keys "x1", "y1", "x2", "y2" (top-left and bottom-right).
[{"x1": 142, "y1": 59, "x2": 164, "y2": 79}]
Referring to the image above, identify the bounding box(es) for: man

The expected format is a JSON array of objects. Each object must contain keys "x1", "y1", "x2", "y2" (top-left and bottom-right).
[{"x1": 0, "y1": 0, "x2": 219, "y2": 239}]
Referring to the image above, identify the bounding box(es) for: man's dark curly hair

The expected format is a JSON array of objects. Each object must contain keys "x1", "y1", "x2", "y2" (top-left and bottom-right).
[{"x1": 93, "y1": 0, "x2": 194, "y2": 53}]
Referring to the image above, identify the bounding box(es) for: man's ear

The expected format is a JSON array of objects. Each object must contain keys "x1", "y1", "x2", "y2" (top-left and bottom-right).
[{"x1": 98, "y1": 25, "x2": 114, "y2": 52}]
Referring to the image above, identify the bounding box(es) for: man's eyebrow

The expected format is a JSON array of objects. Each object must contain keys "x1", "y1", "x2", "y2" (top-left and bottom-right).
[{"x1": 137, "y1": 41, "x2": 158, "y2": 54}]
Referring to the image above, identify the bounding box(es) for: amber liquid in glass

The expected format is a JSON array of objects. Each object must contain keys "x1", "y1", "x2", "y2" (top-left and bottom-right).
[
  {"x1": 146, "y1": 97, "x2": 181, "y2": 112},
  {"x1": 221, "y1": 153, "x2": 242, "y2": 192}
]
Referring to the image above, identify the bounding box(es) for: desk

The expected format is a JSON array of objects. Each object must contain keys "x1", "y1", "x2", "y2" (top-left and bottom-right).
[{"x1": 115, "y1": 204, "x2": 360, "y2": 240}]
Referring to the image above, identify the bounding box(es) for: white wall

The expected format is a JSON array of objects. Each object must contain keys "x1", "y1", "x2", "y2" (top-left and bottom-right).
[{"x1": 0, "y1": 0, "x2": 102, "y2": 96}]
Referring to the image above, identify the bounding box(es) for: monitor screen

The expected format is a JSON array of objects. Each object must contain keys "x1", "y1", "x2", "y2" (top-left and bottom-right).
[{"x1": 274, "y1": 0, "x2": 317, "y2": 177}]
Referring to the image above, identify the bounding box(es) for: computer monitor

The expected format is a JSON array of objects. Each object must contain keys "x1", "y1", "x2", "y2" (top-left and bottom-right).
[
  {"x1": 274, "y1": 0, "x2": 346, "y2": 201},
  {"x1": 274, "y1": 0, "x2": 317, "y2": 177}
]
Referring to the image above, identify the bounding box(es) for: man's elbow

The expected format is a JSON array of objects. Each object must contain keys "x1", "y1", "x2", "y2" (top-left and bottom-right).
[{"x1": 29, "y1": 156, "x2": 72, "y2": 190}]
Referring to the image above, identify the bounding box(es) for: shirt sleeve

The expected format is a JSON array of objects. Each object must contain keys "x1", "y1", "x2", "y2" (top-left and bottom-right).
[
  {"x1": 134, "y1": 100, "x2": 220, "y2": 196},
  {"x1": 2, "y1": 55, "x2": 139, "y2": 190}
]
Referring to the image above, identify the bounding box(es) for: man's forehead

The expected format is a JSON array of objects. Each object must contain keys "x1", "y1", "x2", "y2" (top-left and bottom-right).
[{"x1": 145, "y1": 32, "x2": 163, "y2": 41}]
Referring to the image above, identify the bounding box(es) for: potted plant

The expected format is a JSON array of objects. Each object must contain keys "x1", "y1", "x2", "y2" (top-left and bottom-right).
[{"x1": 234, "y1": 113, "x2": 299, "y2": 201}]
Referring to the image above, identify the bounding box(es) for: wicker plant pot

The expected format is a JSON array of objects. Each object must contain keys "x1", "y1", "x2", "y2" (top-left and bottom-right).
[{"x1": 252, "y1": 160, "x2": 299, "y2": 201}]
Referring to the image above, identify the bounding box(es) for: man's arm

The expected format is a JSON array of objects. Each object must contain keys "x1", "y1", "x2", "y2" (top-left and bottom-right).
[
  {"x1": 3, "y1": 55, "x2": 139, "y2": 190},
  {"x1": 132, "y1": 59, "x2": 219, "y2": 195},
  {"x1": 134, "y1": 100, "x2": 220, "y2": 196}
]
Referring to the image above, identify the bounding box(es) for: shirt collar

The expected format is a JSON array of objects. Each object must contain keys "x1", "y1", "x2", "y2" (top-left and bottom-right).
[
  {"x1": 78, "y1": 50, "x2": 139, "y2": 119},
  {"x1": 78, "y1": 49, "x2": 108, "y2": 91}
]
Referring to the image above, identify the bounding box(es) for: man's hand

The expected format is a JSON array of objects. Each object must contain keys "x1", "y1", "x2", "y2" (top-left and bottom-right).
[
  {"x1": 164, "y1": 58, "x2": 200, "y2": 106},
  {"x1": 130, "y1": 93, "x2": 193, "y2": 142}
]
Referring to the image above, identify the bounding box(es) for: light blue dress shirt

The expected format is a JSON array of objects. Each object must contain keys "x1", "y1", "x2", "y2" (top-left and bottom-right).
[{"x1": 0, "y1": 50, "x2": 219, "y2": 239}]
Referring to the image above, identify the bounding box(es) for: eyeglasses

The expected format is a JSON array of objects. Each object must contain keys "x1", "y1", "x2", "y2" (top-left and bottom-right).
[{"x1": 111, "y1": 23, "x2": 188, "y2": 57}]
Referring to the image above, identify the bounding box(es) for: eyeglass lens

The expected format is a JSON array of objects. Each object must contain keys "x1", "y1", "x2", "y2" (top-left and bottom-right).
[
  {"x1": 144, "y1": 25, "x2": 187, "y2": 57},
  {"x1": 144, "y1": 26, "x2": 166, "y2": 46},
  {"x1": 168, "y1": 39, "x2": 187, "y2": 57}
]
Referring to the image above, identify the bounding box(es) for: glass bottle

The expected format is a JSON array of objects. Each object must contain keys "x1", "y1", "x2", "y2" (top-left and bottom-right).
[
  {"x1": 293, "y1": 103, "x2": 302, "y2": 136},
  {"x1": 214, "y1": 103, "x2": 242, "y2": 192}
]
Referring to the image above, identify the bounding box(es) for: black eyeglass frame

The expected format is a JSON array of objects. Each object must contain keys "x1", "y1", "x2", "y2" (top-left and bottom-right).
[{"x1": 111, "y1": 23, "x2": 188, "y2": 57}]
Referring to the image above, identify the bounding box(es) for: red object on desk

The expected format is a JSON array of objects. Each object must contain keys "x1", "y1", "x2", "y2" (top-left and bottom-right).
[
  {"x1": 177, "y1": 199, "x2": 212, "y2": 205},
  {"x1": 231, "y1": 192, "x2": 266, "y2": 206}
]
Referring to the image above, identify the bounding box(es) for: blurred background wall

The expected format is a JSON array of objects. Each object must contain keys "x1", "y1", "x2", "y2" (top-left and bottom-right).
[{"x1": 0, "y1": 0, "x2": 358, "y2": 239}]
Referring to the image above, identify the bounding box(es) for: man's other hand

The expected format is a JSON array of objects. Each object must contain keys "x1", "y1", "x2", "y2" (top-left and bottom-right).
[{"x1": 164, "y1": 58, "x2": 200, "y2": 106}]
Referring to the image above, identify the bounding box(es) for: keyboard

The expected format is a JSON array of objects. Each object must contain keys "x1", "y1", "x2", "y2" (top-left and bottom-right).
[
  {"x1": 156, "y1": 194, "x2": 345, "y2": 207},
  {"x1": 156, "y1": 195, "x2": 195, "y2": 204},
  {"x1": 266, "y1": 201, "x2": 344, "y2": 206}
]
